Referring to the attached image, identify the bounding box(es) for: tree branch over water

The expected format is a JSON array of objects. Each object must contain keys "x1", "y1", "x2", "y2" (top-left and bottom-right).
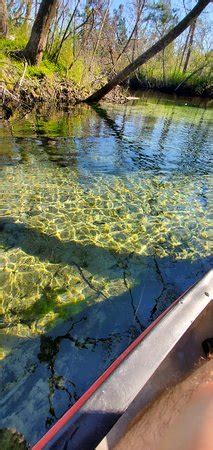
[{"x1": 85, "y1": 0, "x2": 210, "y2": 103}]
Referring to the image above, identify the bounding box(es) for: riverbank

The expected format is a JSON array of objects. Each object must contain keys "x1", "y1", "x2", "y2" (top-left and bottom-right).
[
  {"x1": 1, "y1": 43, "x2": 212, "y2": 118},
  {"x1": 2, "y1": 72, "x2": 211, "y2": 120},
  {"x1": 1, "y1": 59, "x2": 88, "y2": 116},
  {"x1": 128, "y1": 74, "x2": 213, "y2": 98},
  {"x1": 1, "y1": 48, "x2": 212, "y2": 116},
  {"x1": 1, "y1": 64, "x2": 128, "y2": 118},
  {"x1": 1, "y1": 42, "x2": 129, "y2": 117}
]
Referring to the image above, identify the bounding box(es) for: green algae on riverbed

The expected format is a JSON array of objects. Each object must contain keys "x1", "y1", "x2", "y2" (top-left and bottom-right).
[{"x1": 0, "y1": 168, "x2": 211, "y2": 350}]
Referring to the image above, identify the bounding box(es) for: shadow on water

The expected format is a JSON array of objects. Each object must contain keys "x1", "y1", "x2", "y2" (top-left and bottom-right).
[
  {"x1": 0, "y1": 216, "x2": 170, "y2": 331},
  {"x1": 0, "y1": 217, "x2": 124, "y2": 273},
  {"x1": 0, "y1": 216, "x2": 211, "y2": 445},
  {"x1": 0, "y1": 216, "x2": 211, "y2": 326},
  {"x1": 0, "y1": 216, "x2": 145, "y2": 331}
]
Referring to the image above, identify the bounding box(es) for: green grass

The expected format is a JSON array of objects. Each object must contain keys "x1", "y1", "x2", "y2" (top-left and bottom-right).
[
  {"x1": 138, "y1": 56, "x2": 212, "y2": 96},
  {"x1": 0, "y1": 25, "x2": 95, "y2": 90},
  {"x1": 0, "y1": 25, "x2": 28, "y2": 53},
  {"x1": 27, "y1": 58, "x2": 60, "y2": 79}
]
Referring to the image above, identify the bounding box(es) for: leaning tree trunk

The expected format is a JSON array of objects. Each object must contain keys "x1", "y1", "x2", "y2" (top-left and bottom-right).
[
  {"x1": 0, "y1": 0, "x2": 8, "y2": 37},
  {"x1": 22, "y1": 0, "x2": 58, "y2": 65},
  {"x1": 85, "y1": 0, "x2": 210, "y2": 103}
]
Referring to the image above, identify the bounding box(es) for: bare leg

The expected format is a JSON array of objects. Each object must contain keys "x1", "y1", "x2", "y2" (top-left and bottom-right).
[{"x1": 115, "y1": 359, "x2": 213, "y2": 450}]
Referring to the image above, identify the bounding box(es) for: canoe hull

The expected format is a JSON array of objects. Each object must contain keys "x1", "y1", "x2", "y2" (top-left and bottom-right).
[{"x1": 33, "y1": 270, "x2": 213, "y2": 450}]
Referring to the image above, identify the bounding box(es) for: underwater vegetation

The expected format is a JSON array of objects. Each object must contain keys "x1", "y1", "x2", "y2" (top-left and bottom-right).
[{"x1": 0, "y1": 163, "x2": 210, "y2": 348}]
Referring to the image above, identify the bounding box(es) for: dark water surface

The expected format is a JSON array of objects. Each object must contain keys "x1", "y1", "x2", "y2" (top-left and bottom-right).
[{"x1": 0, "y1": 93, "x2": 212, "y2": 445}]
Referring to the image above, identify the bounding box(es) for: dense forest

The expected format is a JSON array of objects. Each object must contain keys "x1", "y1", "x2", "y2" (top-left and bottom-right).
[{"x1": 0, "y1": 0, "x2": 212, "y2": 106}]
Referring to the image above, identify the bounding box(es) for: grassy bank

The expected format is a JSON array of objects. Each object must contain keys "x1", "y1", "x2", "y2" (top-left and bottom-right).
[
  {"x1": 128, "y1": 54, "x2": 212, "y2": 98},
  {"x1": 1, "y1": 25, "x2": 107, "y2": 112},
  {"x1": 129, "y1": 70, "x2": 212, "y2": 97},
  {"x1": 1, "y1": 42, "x2": 83, "y2": 112}
]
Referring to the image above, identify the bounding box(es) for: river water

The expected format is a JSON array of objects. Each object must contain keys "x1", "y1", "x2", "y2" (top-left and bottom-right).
[{"x1": 0, "y1": 92, "x2": 212, "y2": 445}]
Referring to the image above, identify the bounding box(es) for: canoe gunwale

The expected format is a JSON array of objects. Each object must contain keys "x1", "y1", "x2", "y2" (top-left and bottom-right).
[{"x1": 33, "y1": 270, "x2": 213, "y2": 450}]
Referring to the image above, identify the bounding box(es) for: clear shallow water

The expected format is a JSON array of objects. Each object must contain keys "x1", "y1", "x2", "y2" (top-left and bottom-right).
[{"x1": 0, "y1": 94, "x2": 212, "y2": 445}]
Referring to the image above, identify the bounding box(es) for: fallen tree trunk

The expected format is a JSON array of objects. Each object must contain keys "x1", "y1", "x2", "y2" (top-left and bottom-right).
[{"x1": 85, "y1": 0, "x2": 210, "y2": 103}]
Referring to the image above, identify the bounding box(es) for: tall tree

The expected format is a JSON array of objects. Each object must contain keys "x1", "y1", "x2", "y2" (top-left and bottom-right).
[
  {"x1": 24, "y1": 0, "x2": 33, "y2": 29},
  {"x1": 131, "y1": 0, "x2": 145, "y2": 62},
  {"x1": 114, "y1": 0, "x2": 144, "y2": 64},
  {"x1": 89, "y1": 0, "x2": 111, "y2": 69},
  {"x1": 182, "y1": 19, "x2": 197, "y2": 72},
  {"x1": 22, "y1": 0, "x2": 58, "y2": 65},
  {"x1": 0, "y1": 0, "x2": 8, "y2": 36},
  {"x1": 148, "y1": 1, "x2": 176, "y2": 84},
  {"x1": 85, "y1": 0, "x2": 210, "y2": 102}
]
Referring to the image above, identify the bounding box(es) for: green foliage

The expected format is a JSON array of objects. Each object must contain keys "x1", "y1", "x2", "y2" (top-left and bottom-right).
[
  {"x1": 51, "y1": 36, "x2": 88, "y2": 85},
  {"x1": 0, "y1": 24, "x2": 28, "y2": 52},
  {"x1": 138, "y1": 49, "x2": 212, "y2": 96},
  {"x1": 0, "y1": 25, "x2": 88, "y2": 86},
  {"x1": 187, "y1": 72, "x2": 212, "y2": 95},
  {"x1": 67, "y1": 59, "x2": 84, "y2": 84},
  {"x1": 27, "y1": 58, "x2": 59, "y2": 79},
  {"x1": 57, "y1": 36, "x2": 74, "y2": 70},
  {"x1": 148, "y1": 1, "x2": 177, "y2": 30}
]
